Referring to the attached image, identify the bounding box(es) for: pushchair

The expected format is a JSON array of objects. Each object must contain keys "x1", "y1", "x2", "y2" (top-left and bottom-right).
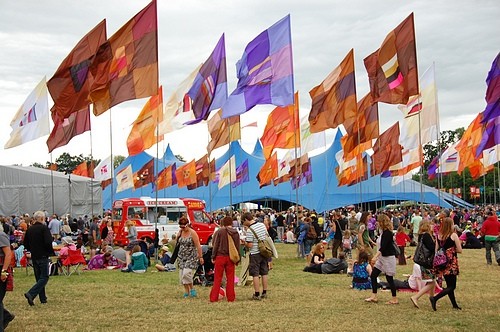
[{"x1": 193, "y1": 246, "x2": 214, "y2": 286}]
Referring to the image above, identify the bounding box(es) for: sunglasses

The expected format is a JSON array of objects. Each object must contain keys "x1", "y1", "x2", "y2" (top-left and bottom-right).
[{"x1": 179, "y1": 224, "x2": 188, "y2": 228}]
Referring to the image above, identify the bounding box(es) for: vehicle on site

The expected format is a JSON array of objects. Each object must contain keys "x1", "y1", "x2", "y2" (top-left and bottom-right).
[{"x1": 111, "y1": 197, "x2": 216, "y2": 246}]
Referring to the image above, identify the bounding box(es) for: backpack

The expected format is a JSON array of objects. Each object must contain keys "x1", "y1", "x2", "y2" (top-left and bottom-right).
[
  {"x1": 248, "y1": 226, "x2": 273, "y2": 259},
  {"x1": 306, "y1": 224, "x2": 317, "y2": 240}
]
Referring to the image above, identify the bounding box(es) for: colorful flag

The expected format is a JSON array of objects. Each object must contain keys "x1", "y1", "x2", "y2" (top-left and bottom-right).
[
  {"x1": 101, "y1": 178, "x2": 112, "y2": 190},
  {"x1": 72, "y1": 161, "x2": 89, "y2": 177},
  {"x1": 437, "y1": 142, "x2": 459, "y2": 174},
  {"x1": 218, "y1": 156, "x2": 236, "y2": 189},
  {"x1": 260, "y1": 92, "x2": 300, "y2": 159},
  {"x1": 207, "y1": 110, "x2": 241, "y2": 154},
  {"x1": 309, "y1": 49, "x2": 357, "y2": 133},
  {"x1": 291, "y1": 157, "x2": 313, "y2": 189},
  {"x1": 48, "y1": 163, "x2": 58, "y2": 171},
  {"x1": 158, "y1": 64, "x2": 202, "y2": 134},
  {"x1": 47, "y1": 106, "x2": 91, "y2": 153},
  {"x1": 427, "y1": 154, "x2": 440, "y2": 180},
  {"x1": 133, "y1": 159, "x2": 155, "y2": 189},
  {"x1": 89, "y1": 0, "x2": 158, "y2": 116},
  {"x1": 455, "y1": 113, "x2": 483, "y2": 174},
  {"x1": 48, "y1": 20, "x2": 107, "y2": 119},
  {"x1": 186, "y1": 34, "x2": 227, "y2": 124},
  {"x1": 480, "y1": 52, "x2": 500, "y2": 123},
  {"x1": 299, "y1": 116, "x2": 323, "y2": 155},
  {"x1": 371, "y1": 122, "x2": 402, "y2": 176},
  {"x1": 476, "y1": 115, "x2": 500, "y2": 158},
  {"x1": 256, "y1": 152, "x2": 278, "y2": 188},
  {"x1": 222, "y1": 15, "x2": 294, "y2": 118},
  {"x1": 5, "y1": 77, "x2": 50, "y2": 149},
  {"x1": 337, "y1": 155, "x2": 367, "y2": 187},
  {"x1": 232, "y1": 159, "x2": 249, "y2": 188},
  {"x1": 187, "y1": 155, "x2": 211, "y2": 190},
  {"x1": 127, "y1": 86, "x2": 163, "y2": 156},
  {"x1": 94, "y1": 156, "x2": 112, "y2": 181},
  {"x1": 175, "y1": 160, "x2": 197, "y2": 188},
  {"x1": 482, "y1": 146, "x2": 500, "y2": 167},
  {"x1": 155, "y1": 163, "x2": 177, "y2": 190},
  {"x1": 116, "y1": 165, "x2": 134, "y2": 193},
  {"x1": 364, "y1": 13, "x2": 418, "y2": 105}
]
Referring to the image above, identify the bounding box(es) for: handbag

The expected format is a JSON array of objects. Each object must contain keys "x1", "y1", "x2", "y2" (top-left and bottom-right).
[
  {"x1": 227, "y1": 229, "x2": 240, "y2": 264},
  {"x1": 169, "y1": 240, "x2": 180, "y2": 264},
  {"x1": 413, "y1": 236, "x2": 434, "y2": 269},
  {"x1": 392, "y1": 241, "x2": 401, "y2": 257},
  {"x1": 433, "y1": 240, "x2": 448, "y2": 269},
  {"x1": 248, "y1": 226, "x2": 273, "y2": 259}
]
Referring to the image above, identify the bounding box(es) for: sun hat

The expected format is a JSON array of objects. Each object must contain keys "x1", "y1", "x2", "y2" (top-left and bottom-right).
[
  {"x1": 160, "y1": 245, "x2": 169, "y2": 252},
  {"x1": 61, "y1": 236, "x2": 74, "y2": 245}
]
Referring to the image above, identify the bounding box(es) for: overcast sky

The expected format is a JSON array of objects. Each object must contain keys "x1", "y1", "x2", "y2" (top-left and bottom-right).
[{"x1": 0, "y1": 0, "x2": 498, "y2": 166}]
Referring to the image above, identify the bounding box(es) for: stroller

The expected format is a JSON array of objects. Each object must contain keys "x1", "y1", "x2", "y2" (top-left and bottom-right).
[{"x1": 193, "y1": 246, "x2": 214, "y2": 287}]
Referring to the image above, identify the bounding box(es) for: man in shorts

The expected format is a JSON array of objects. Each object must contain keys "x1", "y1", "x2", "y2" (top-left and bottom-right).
[{"x1": 242, "y1": 212, "x2": 269, "y2": 300}]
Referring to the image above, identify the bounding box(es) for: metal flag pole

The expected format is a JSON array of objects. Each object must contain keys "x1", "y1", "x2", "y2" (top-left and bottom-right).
[{"x1": 90, "y1": 129, "x2": 95, "y2": 218}]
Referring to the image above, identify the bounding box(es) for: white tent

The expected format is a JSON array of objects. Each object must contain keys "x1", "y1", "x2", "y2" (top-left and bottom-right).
[{"x1": 0, "y1": 165, "x2": 102, "y2": 217}]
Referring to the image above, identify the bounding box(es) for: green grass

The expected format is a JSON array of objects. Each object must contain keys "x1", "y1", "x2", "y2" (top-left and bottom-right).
[{"x1": 6, "y1": 244, "x2": 500, "y2": 332}]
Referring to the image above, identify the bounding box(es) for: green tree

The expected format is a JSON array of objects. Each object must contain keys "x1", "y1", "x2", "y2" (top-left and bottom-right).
[{"x1": 114, "y1": 155, "x2": 125, "y2": 169}]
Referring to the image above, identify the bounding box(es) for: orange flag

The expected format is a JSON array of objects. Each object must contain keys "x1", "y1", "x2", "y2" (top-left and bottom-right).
[
  {"x1": 261, "y1": 92, "x2": 300, "y2": 160},
  {"x1": 309, "y1": 49, "x2": 357, "y2": 133},
  {"x1": 371, "y1": 123, "x2": 402, "y2": 176},
  {"x1": 455, "y1": 113, "x2": 484, "y2": 174},
  {"x1": 175, "y1": 160, "x2": 197, "y2": 188},
  {"x1": 364, "y1": 13, "x2": 419, "y2": 105},
  {"x1": 256, "y1": 152, "x2": 278, "y2": 188},
  {"x1": 207, "y1": 110, "x2": 240, "y2": 154},
  {"x1": 89, "y1": 0, "x2": 158, "y2": 116},
  {"x1": 72, "y1": 161, "x2": 89, "y2": 177},
  {"x1": 156, "y1": 163, "x2": 176, "y2": 191},
  {"x1": 48, "y1": 163, "x2": 58, "y2": 171},
  {"x1": 127, "y1": 86, "x2": 163, "y2": 156}
]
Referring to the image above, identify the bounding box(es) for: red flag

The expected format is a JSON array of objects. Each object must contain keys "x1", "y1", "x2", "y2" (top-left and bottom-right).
[
  {"x1": 127, "y1": 86, "x2": 163, "y2": 156},
  {"x1": 261, "y1": 92, "x2": 300, "y2": 160},
  {"x1": 175, "y1": 160, "x2": 197, "y2": 188},
  {"x1": 364, "y1": 13, "x2": 418, "y2": 105},
  {"x1": 133, "y1": 159, "x2": 155, "y2": 189},
  {"x1": 256, "y1": 152, "x2": 278, "y2": 188},
  {"x1": 47, "y1": 107, "x2": 91, "y2": 153},
  {"x1": 371, "y1": 123, "x2": 402, "y2": 176},
  {"x1": 90, "y1": 0, "x2": 158, "y2": 116},
  {"x1": 309, "y1": 49, "x2": 357, "y2": 133},
  {"x1": 72, "y1": 161, "x2": 89, "y2": 177},
  {"x1": 187, "y1": 155, "x2": 210, "y2": 190},
  {"x1": 48, "y1": 20, "x2": 107, "y2": 119}
]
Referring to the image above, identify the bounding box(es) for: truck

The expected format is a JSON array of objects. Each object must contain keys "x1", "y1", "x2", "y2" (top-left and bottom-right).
[{"x1": 111, "y1": 197, "x2": 217, "y2": 246}]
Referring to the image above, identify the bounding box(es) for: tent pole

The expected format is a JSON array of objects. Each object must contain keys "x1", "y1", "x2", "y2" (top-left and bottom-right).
[{"x1": 50, "y1": 153, "x2": 55, "y2": 215}]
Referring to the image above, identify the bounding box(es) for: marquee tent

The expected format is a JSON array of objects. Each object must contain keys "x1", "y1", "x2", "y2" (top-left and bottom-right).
[
  {"x1": 0, "y1": 165, "x2": 102, "y2": 217},
  {"x1": 103, "y1": 131, "x2": 471, "y2": 212}
]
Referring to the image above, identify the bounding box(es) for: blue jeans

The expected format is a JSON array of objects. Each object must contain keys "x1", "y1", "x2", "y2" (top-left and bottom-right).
[
  {"x1": 27, "y1": 257, "x2": 50, "y2": 302},
  {"x1": 485, "y1": 239, "x2": 500, "y2": 264}
]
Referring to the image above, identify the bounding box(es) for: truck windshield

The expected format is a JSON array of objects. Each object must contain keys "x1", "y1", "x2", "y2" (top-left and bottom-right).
[
  {"x1": 113, "y1": 208, "x2": 122, "y2": 221},
  {"x1": 127, "y1": 207, "x2": 147, "y2": 219},
  {"x1": 192, "y1": 210, "x2": 211, "y2": 224}
]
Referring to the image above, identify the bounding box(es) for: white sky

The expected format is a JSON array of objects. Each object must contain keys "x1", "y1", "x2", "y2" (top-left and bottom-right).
[{"x1": 0, "y1": 0, "x2": 499, "y2": 166}]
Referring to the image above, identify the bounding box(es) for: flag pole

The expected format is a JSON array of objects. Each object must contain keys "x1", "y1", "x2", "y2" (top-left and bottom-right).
[
  {"x1": 50, "y1": 153, "x2": 55, "y2": 215},
  {"x1": 90, "y1": 129, "x2": 95, "y2": 218},
  {"x1": 227, "y1": 119, "x2": 234, "y2": 213},
  {"x1": 109, "y1": 109, "x2": 115, "y2": 217}
]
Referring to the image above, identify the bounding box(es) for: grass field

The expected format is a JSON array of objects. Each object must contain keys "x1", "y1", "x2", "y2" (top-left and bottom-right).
[{"x1": 5, "y1": 244, "x2": 500, "y2": 332}]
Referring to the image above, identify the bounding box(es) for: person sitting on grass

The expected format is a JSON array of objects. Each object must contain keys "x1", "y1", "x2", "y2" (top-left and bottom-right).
[
  {"x1": 87, "y1": 246, "x2": 123, "y2": 270},
  {"x1": 154, "y1": 245, "x2": 175, "y2": 272},
  {"x1": 303, "y1": 242, "x2": 325, "y2": 273},
  {"x1": 121, "y1": 245, "x2": 148, "y2": 273},
  {"x1": 352, "y1": 250, "x2": 372, "y2": 290}
]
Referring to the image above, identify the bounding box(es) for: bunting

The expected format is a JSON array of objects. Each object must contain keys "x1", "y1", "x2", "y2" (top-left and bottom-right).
[
  {"x1": 89, "y1": 0, "x2": 158, "y2": 116},
  {"x1": 222, "y1": 15, "x2": 294, "y2": 118},
  {"x1": 127, "y1": 86, "x2": 163, "y2": 156},
  {"x1": 260, "y1": 92, "x2": 300, "y2": 159},
  {"x1": 364, "y1": 13, "x2": 418, "y2": 105},
  {"x1": 186, "y1": 34, "x2": 227, "y2": 124},
  {"x1": 48, "y1": 20, "x2": 107, "y2": 119},
  {"x1": 133, "y1": 159, "x2": 155, "y2": 189},
  {"x1": 5, "y1": 77, "x2": 50, "y2": 149},
  {"x1": 256, "y1": 152, "x2": 278, "y2": 188},
  {"x1": 47, "y1": 106, "x2": 91, "y2": 153},
  {"x1": 371, "y1": 122, "x2": 402, "y2": 176}
]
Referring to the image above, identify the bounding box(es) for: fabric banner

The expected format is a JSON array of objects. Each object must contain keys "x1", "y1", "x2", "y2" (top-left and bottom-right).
[
  {"x1": 94, "y1": 156, "x2": 112, "y2": 181},
  {"x1": 47, "y1": 106, "x2": 90, "y2": 153},
  {"x1": 116, "y1": 165, "x2": 134, "y2": 193}
]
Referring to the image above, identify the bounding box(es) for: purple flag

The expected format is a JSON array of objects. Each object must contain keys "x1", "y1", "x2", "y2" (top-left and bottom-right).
[
  {"x1": 232, "y1": 159, "x2": 249, "y2": 188},
  {"x1": 427, "y1": 155, "x2": 439, "y2": 180},
  {"x1": 221, "y1": 15, "x2": 294, "y2": 119},
  {"x1": 480, "y1": 52, "x2": 500, "y2": 123},
  {"x1": 291, "y1": 160, "x2": 312, "y2": 190},
  {"x1": 476, "y1": 115, "x2": 500, "y2": 157},
  {"x1": 186, "y1": 34, "x2": 228, "y2": 124}
]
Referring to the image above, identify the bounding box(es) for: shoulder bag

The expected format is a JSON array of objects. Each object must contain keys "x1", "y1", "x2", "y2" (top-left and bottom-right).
[
  {"x1": 248, "y1": 226, "x2": 273, "y2": 259},
  {"x1": 433, "y1": 240, "x2": 448, "y2": 269},
  {"x1": 227, "y1": 229, "x2": 240, "y2": 264},
  {"x1": 413, "y1": 236, "x2": 434, "y2": 269}
]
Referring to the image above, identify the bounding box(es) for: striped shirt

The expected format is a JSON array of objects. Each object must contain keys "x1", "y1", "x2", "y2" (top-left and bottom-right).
[{"x1": 246, "y1": 222, "x2": 268, "y2": 255}]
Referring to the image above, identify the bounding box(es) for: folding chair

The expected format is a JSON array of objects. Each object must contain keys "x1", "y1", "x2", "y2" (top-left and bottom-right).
[
  {"x1": 20, "y1": 252, "x2": 33, "y2": 276},
  {"x1": 61, "y1": 249, "x2": 87, "y2": 276}
]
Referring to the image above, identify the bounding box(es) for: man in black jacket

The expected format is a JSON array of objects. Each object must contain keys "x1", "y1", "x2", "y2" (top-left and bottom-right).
[{"x1": 23, "y1": 210, "x2": 55, "y2": 306}]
